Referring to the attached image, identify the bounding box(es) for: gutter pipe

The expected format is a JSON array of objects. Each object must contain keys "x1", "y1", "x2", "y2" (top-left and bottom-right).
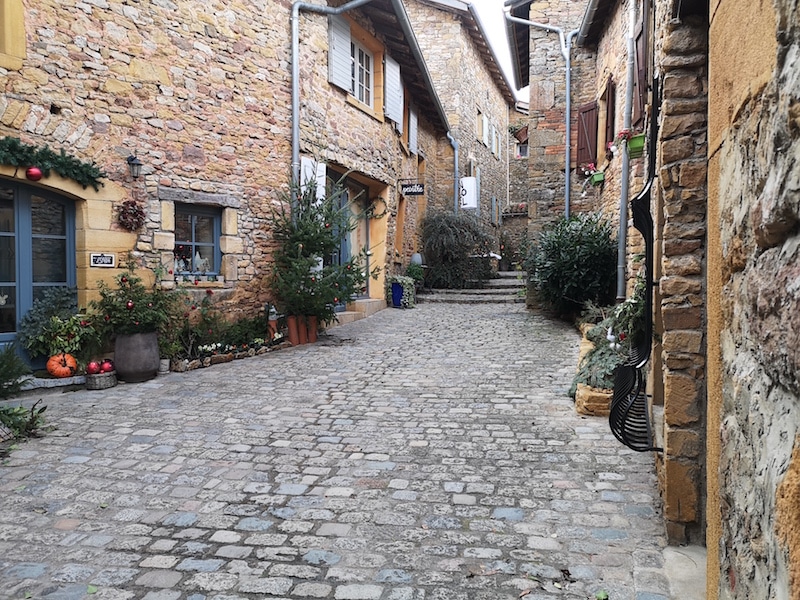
[
  {"x1": 616, "y1": 1, "x2": 636, "y2": 301},
  {"x1": 504, "y1": 12, "x2": 578, "y2": 219},
  {"x1": 447, "y1": 132, "x2": 460, "y2": 212},
  {"x1": 291, "y1": 0, "x2": 454, "y2": 204}
]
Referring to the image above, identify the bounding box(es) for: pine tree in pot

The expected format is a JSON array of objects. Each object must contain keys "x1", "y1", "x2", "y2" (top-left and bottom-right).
[{"x1": 268, "y1": 175, "x2": 374, "y2": 344}]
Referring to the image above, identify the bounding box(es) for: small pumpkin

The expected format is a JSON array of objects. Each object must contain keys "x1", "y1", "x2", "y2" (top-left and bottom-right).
[{"x1": 47, "y1": 353, "x2": 78, "y2": 378}]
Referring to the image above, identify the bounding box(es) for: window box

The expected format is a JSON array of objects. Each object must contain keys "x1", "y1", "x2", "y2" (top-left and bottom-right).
[
  {"x1": 590, "y1": 171, "x2": 605, "y2": 186},
  {"x1": 627, "y1": 134, "x2": 645, "y2": 159}
]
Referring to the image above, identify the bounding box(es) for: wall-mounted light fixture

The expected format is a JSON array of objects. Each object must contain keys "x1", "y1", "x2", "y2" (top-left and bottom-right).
[{"x1": 126, "y1": 155, "x2": 143, "y2": 179}]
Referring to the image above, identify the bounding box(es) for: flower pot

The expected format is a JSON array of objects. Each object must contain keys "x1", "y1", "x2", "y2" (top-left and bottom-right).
[
  {"x1": 298, "y1": 316, "x2": 309, "y2": 345},
  {"x1": 286, "y1": 315, "x2": 301, "y2": 346},
  {"x1": 307, "y1": 315, "x2": 318, "y2": 343},
  {"x1": 114, "y1": 331, "x2": 160, "y2": 382},
  {"x1": 268, "y1": 317, "x2": 279, "y2": 342},
  {"x1": 627, "y1": 134, "x2": 645, "y2": 158},
  {"x1": 589, "y1": 171, "x2": 605, "y2": 186},
  {"x1": 391, "y1": 282, "x2": 404, "y2": 308}
]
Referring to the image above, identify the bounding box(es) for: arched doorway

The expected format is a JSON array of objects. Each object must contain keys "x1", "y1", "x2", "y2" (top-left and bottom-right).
[{"x1": 0, "y1": 180, "x2": 76, "y2": 346}]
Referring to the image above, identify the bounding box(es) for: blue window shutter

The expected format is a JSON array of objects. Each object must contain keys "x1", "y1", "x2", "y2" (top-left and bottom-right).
[
  {"x1": 328, "y1": 15, "x2": 351, "y2": 92},
  {"x1": 409, "y1": 106, "x2": 418, "y2": 154},
  {"x1": 384, "y1": 55, "x2": 403, "y2": 128}
]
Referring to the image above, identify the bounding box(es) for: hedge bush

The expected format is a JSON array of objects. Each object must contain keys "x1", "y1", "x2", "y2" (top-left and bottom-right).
[{"x1": 526, "y1": 213, "x2": 617, "y2": 317}]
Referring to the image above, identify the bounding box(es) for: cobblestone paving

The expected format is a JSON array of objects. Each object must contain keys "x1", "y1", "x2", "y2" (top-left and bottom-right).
[{"x1": 0, "y1": 304, "x2": 668, "y2": 600}]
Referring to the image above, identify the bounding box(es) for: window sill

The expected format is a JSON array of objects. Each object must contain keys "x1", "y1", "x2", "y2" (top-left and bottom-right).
[{"x1": 346, "y1": 95, "x2": 384, "y2": 122}]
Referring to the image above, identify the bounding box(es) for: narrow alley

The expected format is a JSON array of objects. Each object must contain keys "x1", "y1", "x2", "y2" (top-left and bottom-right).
[{"x1": 0, "y1": 304, "x2": 672, "y2": 599}]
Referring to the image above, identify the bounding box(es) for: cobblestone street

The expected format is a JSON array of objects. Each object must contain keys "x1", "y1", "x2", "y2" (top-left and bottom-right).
[{"x1": 0, "y1": 304, "x2": 669, "y2": 600}]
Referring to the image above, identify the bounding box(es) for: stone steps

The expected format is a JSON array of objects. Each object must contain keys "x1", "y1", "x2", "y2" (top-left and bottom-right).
[{"x1": 417, "y1": 271, "x2": 527, "y2": 305}]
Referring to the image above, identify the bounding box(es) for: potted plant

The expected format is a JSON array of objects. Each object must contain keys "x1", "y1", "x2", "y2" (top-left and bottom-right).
[
  {"x1": 268, "y1": 174, "x2": 372, "y2": 344},
  {"x1": 17, "y1": 287, "x2": 100, "y2": 377},
  {"x1": 386, "y1": 274, "x2": 416, "y2": 308},
  {"x1": 92, "y1": 257, "x2": 183, "y2": 382}
]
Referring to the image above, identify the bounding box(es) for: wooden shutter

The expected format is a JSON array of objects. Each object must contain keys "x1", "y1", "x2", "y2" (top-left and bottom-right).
[
  {"x1": 604, "y1": 78, "x2": 616, "y2": 149},
  {"x1": 408, "y1": 106, "x2": 418, "y2": 155},
  {"x1": 384, "y1": 55, "x2": 403, "y2": 128},
  {"x1": 328, "y1": 15, "x2": 351, "y2": 92},
  {"x1": 632, "y1": 0, "x2": 650, "y2": 128},
  {"x1": 576, "y1": 101, "x2": 598, "y2": 166}
]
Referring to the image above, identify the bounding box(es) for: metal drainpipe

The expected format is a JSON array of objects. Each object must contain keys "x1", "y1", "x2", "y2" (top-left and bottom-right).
[
  {"x1": 504, "y1": 13, "x2": 579, "y2": 219},
  {"x1": 616, "y1": 1, "x2": 637, "y2": 301},
  {"x1": 447, "y1": 132, "x2": 460, "y2": 213}
]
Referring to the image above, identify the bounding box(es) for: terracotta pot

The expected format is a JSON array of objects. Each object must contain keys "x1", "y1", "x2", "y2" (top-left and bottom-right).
[
  {"x1": 298, "y1": 315, "x2": 309, "y2": 345},
  {"x1": 286, "y1": 315, "x2": 301, "y2": 346},
  {"x1": 115, "y1": 332, "x2": 159, "y2": 382},
  {"x1": 307, "y1": 315, "x2": 318, "y2": 343}
]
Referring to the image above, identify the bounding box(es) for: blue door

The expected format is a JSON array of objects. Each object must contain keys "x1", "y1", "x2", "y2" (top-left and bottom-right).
[{"x1": 0, "y1": 181, "x2": 76, "y2": 347}]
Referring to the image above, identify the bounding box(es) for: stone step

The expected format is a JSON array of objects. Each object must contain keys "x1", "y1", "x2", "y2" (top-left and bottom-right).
[{"x1": 416, "y1": 291, "x2": 526, "y2": 304}]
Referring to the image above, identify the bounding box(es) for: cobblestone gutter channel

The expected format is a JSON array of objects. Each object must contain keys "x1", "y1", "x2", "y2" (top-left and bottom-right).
[{"x1": 0, "y1": 304, "x2": 669, "y2": 600}]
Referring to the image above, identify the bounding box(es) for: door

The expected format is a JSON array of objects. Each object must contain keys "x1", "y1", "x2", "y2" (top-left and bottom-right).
[
  {"x1": 0, "y1": 180, "x2": 76, "y2": 347},
  {"x1": 326, "y1": 173, "x2": 370, "y2": 298}
]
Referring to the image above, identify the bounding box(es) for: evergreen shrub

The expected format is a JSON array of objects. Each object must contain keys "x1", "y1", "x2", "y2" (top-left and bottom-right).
[
  {"x1": 421, "y1": 211, "x2": 494, "y2": 289},
  {"x1": 525, "y1": 213, "x2": 617, "y2": 317}
]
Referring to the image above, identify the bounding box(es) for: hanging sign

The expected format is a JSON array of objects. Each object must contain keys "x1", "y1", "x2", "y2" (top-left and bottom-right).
[
  {"x1": 90, "y1": 253, "x2": 116, "y2": 268},
  {"x1": 459, "y1": 177, "x2": 477, "y2": 209},
  {"x1": 400, "y1": 182, "x2": 425, "y2": 196}
]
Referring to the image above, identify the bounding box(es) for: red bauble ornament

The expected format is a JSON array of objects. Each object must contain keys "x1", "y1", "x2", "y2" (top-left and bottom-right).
[
  {"x1": 100, "y1": 359, "x2": 115, "y2": 373},
  {"x1": 26, "y1": 166, "x2": 43, "y2": 181},
  {"x1": 126, "y1": 300, "x2": 134, "y2": 310},
  {"x1": 86, "y1": 361, "x2": 101, "y2": 375}
]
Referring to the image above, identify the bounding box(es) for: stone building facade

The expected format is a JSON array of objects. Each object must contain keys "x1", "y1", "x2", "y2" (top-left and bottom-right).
[
  {"x1": 507, "y1": 0, "x2": 597, "y2": 233},
  {"x1": 0, "y1": 0, "x2": 451, "y2": 347},
  {"x1": 707, "y1": 0, "x2": 800, "y2": 596},
  {"x1": 511, "y1": 0, "x2": 800, "y2": 596},
  {"x1": 403, "y1": 0, "x2": 515, "y2": 240}
]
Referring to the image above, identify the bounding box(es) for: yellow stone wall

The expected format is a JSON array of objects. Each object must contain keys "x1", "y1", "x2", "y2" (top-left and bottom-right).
[{"x1": 1, "y1": 0, "x2": 445, "y2": 318}]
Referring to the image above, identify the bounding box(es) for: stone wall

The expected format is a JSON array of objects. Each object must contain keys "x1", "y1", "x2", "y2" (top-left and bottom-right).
[
  {"x1": 2, "y1": 0, "x2": 440, "y2": 318},
  {"x1": 405, "y1": 0, "x2": 509, "y2": 241},
  {"x1": 523, "y1": 0, "x2": 594, "y2": 232},
  {"x1": 654, "y1": 14, "x2": 708, "y2": 545},
  {"x1": 708, "y1": 0, "x2": 800, "y2": 596}
]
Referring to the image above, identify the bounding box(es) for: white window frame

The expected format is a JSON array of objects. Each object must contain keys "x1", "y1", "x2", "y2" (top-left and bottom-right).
[
  {"x1": 351, "y1": 38, "x2": 373, "y2": 108},
  {"x1": 408, "y1": 106, "x2": 418, "y2": 155}
]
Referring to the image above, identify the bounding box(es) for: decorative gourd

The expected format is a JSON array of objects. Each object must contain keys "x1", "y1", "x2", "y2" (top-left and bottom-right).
[{"x1": 47, "y1": 353, "x2": 78, "y2": 378}]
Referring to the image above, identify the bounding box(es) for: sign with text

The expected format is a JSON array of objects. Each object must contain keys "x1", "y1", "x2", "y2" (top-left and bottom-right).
[
  {"x1": 400, "y1": 182, "x2": 425, "y2": 196},
  {"x1": 90, "y1": 253, "x2": 116, "y2": 268}
]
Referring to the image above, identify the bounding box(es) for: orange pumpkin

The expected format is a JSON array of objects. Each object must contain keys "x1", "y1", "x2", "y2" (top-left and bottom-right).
[{"x1": 47, "y1": 353, "x2": 78, "y2": 378}]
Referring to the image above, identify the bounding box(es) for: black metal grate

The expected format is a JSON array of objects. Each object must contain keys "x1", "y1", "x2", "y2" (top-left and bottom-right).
[{"x1": 609, "y1": 77, "x2": 663, "y2": 453}]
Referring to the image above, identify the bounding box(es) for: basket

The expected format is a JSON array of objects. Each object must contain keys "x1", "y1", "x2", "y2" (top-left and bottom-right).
[{"x1": 85, "y1": 370, "x2": 118, "y2": 390}]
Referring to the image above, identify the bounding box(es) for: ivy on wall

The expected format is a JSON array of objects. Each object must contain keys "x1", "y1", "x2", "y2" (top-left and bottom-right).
[{"x1": 0, "y1": 136, "x2": 106, "y2": 191}]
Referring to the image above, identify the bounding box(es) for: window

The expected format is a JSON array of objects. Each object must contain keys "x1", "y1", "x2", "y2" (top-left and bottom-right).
[
  {"x1": 476, "y1": 109, "x2": 484, "y2": 141},
  {"x1": 516, "y1": 142, "x2": 528, "y2": 159},
  {"x1": 576, "y1": 101, "x2": 599, "y2": 167},
  {"x1": 174, "y1": 205, "x2": 221, "y2": 275},
  {"x1": 351, "y1": 40, "x2": 372, "y2": 107},
  {"x1": 0, "y1": 0, "x2": 25, "y2": 70},
  {"x1": 328, "y1": 15, "x2": 384, "y2": 120}
]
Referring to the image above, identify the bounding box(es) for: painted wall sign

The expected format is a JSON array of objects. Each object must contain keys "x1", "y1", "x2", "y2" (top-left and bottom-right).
[
  {"x1": 90, "y1": 253, "x2": 116, "y2": 268},
  {"x1": 400, "y1": 182, "x2": 425, "y2": 196}
]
